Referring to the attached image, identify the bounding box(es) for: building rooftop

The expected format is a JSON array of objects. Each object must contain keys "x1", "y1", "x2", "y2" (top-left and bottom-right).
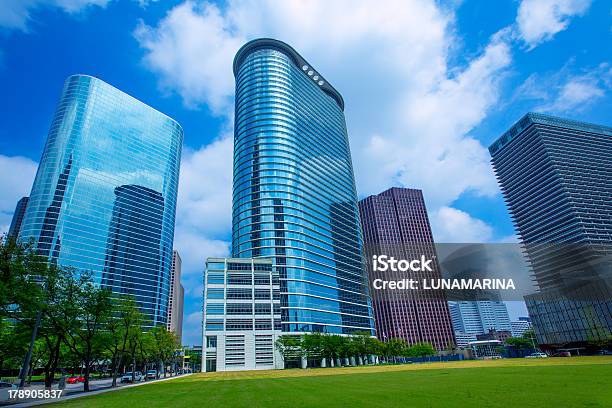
[
  {"x1": 489, "y1": 112, "x2": 612, "y2": 156},
  {"x1": 233, "y1": 38, "x2": 345, "y2": 111}
]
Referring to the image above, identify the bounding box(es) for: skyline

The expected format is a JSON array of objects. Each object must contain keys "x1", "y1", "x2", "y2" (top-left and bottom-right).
[{"x1": 1, "y1": 0, "x2": 611, "y2": 345}]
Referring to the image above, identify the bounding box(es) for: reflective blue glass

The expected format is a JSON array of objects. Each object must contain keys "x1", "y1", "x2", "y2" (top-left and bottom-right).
[
  {"x1": 232, "y1": 39, "x2": 374, "y2": 334},
  {"x1": 19, "y1": 75, "x2": 183, "y2": 327}
]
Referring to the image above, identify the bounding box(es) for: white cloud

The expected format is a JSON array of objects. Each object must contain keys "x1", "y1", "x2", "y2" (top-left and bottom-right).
[
  {"x1": 516, "y1": 63, "x2": 611, "y2": 113},
  {"x1": 516, "y1": 0, "x2": 591, "y2": 49},
  {"x1": 173, "y1": 135, "x2": 232, "y2": 289},
  {"x1": 176, "y1": 135, "x2": 234, "y2": 238},
  {"x1": 430, "y1": 206, "x2": 494, "y2": 243},
  {"x1": 0, "y1": 0, "x2": 110, "y2": 31},
  {"x1": 0, "y1": 155, "x2": 38, "y2": 235},
  {"x1": 134, "y1": 2, "x2": 245, "y2": 113},
  {"x1": 543, "y1": 77, "x2": 604, "y2": 111}
]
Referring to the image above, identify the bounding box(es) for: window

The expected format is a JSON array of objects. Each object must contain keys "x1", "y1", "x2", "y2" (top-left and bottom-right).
[
  {"x1": 255, "y1": 289, "x2": 270, "y2": 299},
  {"x1": 226, "y1": 319, "x2": 253, "y2": 331},
  {"x1": 254, "y1": 273, "x2": 270, "y2": 285},
  {"x1": 227, "y1": 263, "x2": 251, "y2": 271},
  {"x1": 205, "y1": 320, "x2": 223, "y2": 331},
  {"x1": 207, "y1": 262, "x2": 225, "y2": 270},
  {"x1": 206, "y1": 336, "x2": 217, "y2": 348},
  {"x1": 227, "y1": 304, "x2": 253, "y2": 315},
  {"x1": 255, "y1": 319, "x2": 272, "y2": 330},
  {"x1": 207, "y1": 273, "x2": 224, "y2": 285},
  {"x1": 255, "y1": 303, "x2": 271, "y2": 315},
  {"x1": 228, "y1": 273, "x2": 252, "y2": 285},
  {"x1": 206, "y1": 304, "x2": 224, "y2": 315},
  {"x1": 227, "y1": 288, "x2": 252, "y2": 299},
  {"x1": 207, "y1": 288, "x2": 224, "y2": 300}
]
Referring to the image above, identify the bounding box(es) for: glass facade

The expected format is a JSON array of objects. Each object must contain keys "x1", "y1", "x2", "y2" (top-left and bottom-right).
[
  {"x1": 490, "y1": 112, "x2": 612, "y2": 346},
  {"x1": 232, "y1": 39, "x2": 374, "y2": 334},
  {"x1": 19, "y1": 74, "x2": 183, "y2": 327},
  {"x1": 8, "y1": 196, "x2": 29, "y2": 239}
]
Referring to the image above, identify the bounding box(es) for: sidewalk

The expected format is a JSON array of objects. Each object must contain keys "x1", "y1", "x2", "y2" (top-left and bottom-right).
[{"x1": 5, "y1": 374, "x2": 192, "y2": 407}]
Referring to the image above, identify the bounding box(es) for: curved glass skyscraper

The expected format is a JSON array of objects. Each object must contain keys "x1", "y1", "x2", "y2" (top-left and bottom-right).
[
  {"x1": 232, "y1": 39, "x2": 374, "y2": 335},
  {"x1": 19, "y1": 75, "x2": 183, "y2": 326}
]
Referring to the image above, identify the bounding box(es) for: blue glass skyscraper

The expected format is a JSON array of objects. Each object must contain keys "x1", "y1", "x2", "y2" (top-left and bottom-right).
[
  {"x1": 232, "y1": 39, "x2": 375, "y2": 335},
  {"x1": 19, "y1": 75, "x2": 183, "y2": 326},
  {"x1": 8, "y1": 197, "x2": 29, "y2": 240}
]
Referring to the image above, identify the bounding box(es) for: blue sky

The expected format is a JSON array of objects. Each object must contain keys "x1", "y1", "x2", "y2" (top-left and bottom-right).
[{"x1": 0, "y1": 0, "x2": 610, "y2": 346}]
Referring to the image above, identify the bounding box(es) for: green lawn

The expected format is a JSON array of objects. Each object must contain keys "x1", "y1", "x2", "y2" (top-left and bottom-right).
[{"x1": 55, "y1": 357, "x2": 612, "y2": 408}]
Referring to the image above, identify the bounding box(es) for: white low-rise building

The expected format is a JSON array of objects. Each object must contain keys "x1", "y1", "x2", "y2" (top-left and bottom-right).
[{"x1": 202, "y1": 257, "x2": 283, "y2": 372}]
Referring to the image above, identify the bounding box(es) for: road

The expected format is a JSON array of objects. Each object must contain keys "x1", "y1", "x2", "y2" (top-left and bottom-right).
[{"x1": 1, "y1": 375, "x2": 188, "y2": 406}]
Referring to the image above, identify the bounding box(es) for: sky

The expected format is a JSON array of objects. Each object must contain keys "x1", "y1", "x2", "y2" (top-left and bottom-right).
[{"x1": 0, "y1": 0, "x2": 610, "y2": 346}]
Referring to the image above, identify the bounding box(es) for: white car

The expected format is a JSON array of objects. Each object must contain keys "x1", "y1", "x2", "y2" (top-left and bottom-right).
[
  {"x1": 525, "y1": 352, "x2": 548, "y2": 358},
  {"x1": 0, "y1": 381, "x2": 17, "y2": 402},
  {"x1": 120, "y1": 371, "x2": 143, "y2": 383}
]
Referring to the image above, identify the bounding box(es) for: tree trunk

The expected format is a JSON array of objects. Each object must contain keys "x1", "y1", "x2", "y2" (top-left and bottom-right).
[
  {"x1": 83, "y1": 349, "x2": 91, "y2": 392},
  {"x1": 111, "y1": 355, "x2": 119, "y2": 387},
  {"x1": 131, "y1": 355, "x2": 136, "y2": 383},
  {"x1": 44, "y1": 337, "x2": 61, "y2": 389}
]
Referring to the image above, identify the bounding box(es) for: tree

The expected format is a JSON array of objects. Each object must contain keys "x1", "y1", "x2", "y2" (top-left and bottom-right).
[
  {"x1": 150, "y1": 326, "x2": 177, "y2": 378},
  {"x1": 321, "y1": 334, "x2": 344, "y2": 365},
  {"x1": 407, "y1": 342, "x2": 436, "y2": 358},
  {"x1": 275, "y1": 335, "x2": 302, "y2": 365},
  {"x1": 0, "y1": 238, "x2": 48, "y2": 377},
  {"x1": 102, "y1": 296, "x2": 144, "y2": 387},
  {"x1": 301, "y1": 333, "x2": 324, "y2": 361},
  {"x1": 62, "y1": 273, "x2": 112, "y2": 391},
  {"x1": 383, "y1": 338, "x2": 407, "y2": 363},
  {"x1": 505, "y1": 336, "x2": 533, "y2": 349},
  {"x1": 522, "y1": 328, "x2": 538, "y2": 349}
]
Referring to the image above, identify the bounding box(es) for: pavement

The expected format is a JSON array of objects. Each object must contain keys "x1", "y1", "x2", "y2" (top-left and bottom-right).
[{"x1": 1, "y1": 374, "x2": 192, "y2": 407}]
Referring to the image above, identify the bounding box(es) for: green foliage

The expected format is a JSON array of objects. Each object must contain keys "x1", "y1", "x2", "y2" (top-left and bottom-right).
[
  {"x1": 0, "y1": 237, "x2": 181, "y2": 389},
  {"x1": 275, "y1": 332, "x2": 416, "y2": 367},
  {"x1": 275, "y1": 335, "x2": 303, "y2": 360},
  {"x1": 407, "y1": 342, "x2": 436, "y2": 357},
  {"x1": 505, "y1": 336, "x2": 533, "y2": 349}
]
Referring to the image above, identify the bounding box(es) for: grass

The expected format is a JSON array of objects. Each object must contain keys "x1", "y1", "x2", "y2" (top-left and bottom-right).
[{"x1": 54, "y1": 356, "x2": 612, "y2": 408}]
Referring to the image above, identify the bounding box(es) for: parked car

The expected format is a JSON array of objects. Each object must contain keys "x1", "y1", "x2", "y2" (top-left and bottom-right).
[
  {"x1": 597, "y1": 350, "x2": 612, "y2": 355},
  {"x1": 146, "y1": 370, "x2": 157, "y2": 380},
  {"x1": 525, "y1": 352, "x2": 548, "y2": 358},
  {"x1": 66, "y1": 376, "x2": 85, "y2": 384},
  {"x1": 120, "y1": 371, "x2": 143, "y2": 383},
  {"x1": 552, "y1": 351, "x2": 571, "y2": 357},
  {"x1": 0, "y1": 381, "x2": 17, "y2": 402}
]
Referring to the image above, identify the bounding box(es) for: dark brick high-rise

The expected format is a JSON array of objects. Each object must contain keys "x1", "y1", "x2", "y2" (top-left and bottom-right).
[{"x1": 359, "y1": 187, "x2": 455, "y2": 350}]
